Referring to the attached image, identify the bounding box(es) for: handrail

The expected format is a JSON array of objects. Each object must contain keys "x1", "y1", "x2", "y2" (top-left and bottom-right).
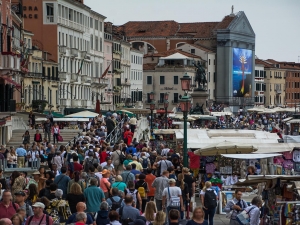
[
  {"x1": 105, "y1": 119, "x2": 125, "y2": 145},
  {"x1": 65, "y1": 132, "x2": 81, "y2": 148}
]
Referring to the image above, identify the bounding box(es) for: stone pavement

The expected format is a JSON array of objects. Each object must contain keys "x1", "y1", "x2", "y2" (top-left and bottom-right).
[{"x1": 213, "y1": 214, "x2": 230, "y2": 225}]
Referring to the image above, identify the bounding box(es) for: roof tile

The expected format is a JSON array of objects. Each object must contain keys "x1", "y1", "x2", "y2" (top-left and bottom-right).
[{"x1": 144, "y1": 49, "x2": 201, "y2": 58}]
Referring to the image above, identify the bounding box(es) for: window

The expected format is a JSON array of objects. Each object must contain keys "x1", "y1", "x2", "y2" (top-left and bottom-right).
[
  {"x1": 208, "y1": 72, "x2": 210, "y2": 82},
  {"x1": 256, "y1": 83, "x2": 260, "y2": 91},
  {"x1": 191, "y1": 49, "x2": 195, "y2": 54},
  {"x1": 173, "y1": 93, "x2": 178, "y2": 103},
  {"x1": 160, "y1": 93, "x2": 164, "y2": 103},
  {"x1": 147, "y1": 76, "x2": 152, "y2": 85},
  {"x1": 90, "y1": 35, "x2": 93, "y2": 49},
  {"x1": 46, "y1": 3, "x2": 54, "y2": 22},
  {"x1": 99, "y1": 22, "x2": 102, "y2": 31},
  {"x1": 100, "y1": 38, "x2": 102, "y2": 52},
  {"x1": 94, "y1": 19, "x2": 98, "y2": 30},
  {"x1": 95, "y1": 37, "x2": 98, "y2": 51},
  {"x1": 90, "y1": 17, "x2": 93, "y2": 28},
  {"x1": 209, "y1": 59, "x2": 211, "y2": 65},
  {"x1": 174, "y1": 76, "x2": 178, "y2": 85},
  {"x1": 160, "y1": 76, "x2": 165, "y2": 85}
]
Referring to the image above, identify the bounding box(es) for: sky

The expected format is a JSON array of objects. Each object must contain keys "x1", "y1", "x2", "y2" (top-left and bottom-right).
[{"x1": 85, "y1": 0, "x2": 300, "y2": 62}]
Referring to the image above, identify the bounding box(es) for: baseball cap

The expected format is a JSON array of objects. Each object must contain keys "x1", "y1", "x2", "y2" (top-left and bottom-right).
[
  {"x1": 14, "y1": 191, "x2": 25, "y2": 196},
  {"x1": 32, "y1": 202, "x2": 45, "y2": 209}
]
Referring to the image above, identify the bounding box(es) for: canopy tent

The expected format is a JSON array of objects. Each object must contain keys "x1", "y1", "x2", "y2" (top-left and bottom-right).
[
  {"x1": 282, "y1": 117, "x2": 293, "y2": 122},
  {"x1": 35, "y1": 118, "x2": 89, "y2": 122},
  {"x1": 258, "y1": 108, "x2": 276, "y2": 114},
  {"x1": 191, "y1": 115, "x2": 218, "y2": 120},
  {"x1": 210, "y1": 112, "x2": 232, "y2": 116},
  {"x1": 288, "y1": 119, "x2": 300, "y2": 124},
  {"x1": 160, "y1": 52, "x2": 193, "y2": 60},
  {"x1": 247, "y1": 107, "x2": 264, "y2": 112},
  {"x1": 65, "y1": 110, "x2": 99, "y2": 118},
  {"x1": 194, "y1": 141, "x2": 257, "y2": 156},
  {"x1": 235, "y1": 175, "x2": 300, "y2": 186},
  {"x1": 221, "y1": 153, "x2": 281, "y2": 159},
  {"x1": 153, "y1": 129, "x2": 179, "y2": 135},
  {"x1": 116, "y1": 109, "x2": 135, "y2": 117}
]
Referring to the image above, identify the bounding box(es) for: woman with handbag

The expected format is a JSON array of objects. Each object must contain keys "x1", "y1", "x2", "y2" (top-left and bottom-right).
[
  {"x1": 52, "y1": 123, "x2": 60, "y2": 144},
  {"x1": 239, "y1": 196, "x2": 262, "y2": 225}
]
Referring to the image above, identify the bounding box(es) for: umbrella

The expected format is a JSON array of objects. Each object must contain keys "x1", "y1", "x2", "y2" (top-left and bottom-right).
[
  {"x1": 95, "y1": 100, "x2": 101, "y2": 114},
  {"x1": 247, "y1": 107, "x2": 264, "y2": 112},
  {"x1": 194, "y1": 141, "x2": 258, "y2": 156},
  {"x1": 65, "y1": 110, "x2": 99, "y2": 118},
  {"x1": 257, "y1": 108, "x2": 276, "y2": 114},
  {"x1": 117, "y1": 109, "x2": 135, "y2": 117}
]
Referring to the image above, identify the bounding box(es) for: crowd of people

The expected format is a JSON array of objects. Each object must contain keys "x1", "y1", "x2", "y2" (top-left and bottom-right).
[{"x1": 0, "y1": 112, "x2": 212, "y2": 225}]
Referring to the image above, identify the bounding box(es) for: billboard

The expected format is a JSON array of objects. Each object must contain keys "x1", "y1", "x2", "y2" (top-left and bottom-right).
[{"x1": 232, "y1": 48, "x2": 253, "y2": 97}]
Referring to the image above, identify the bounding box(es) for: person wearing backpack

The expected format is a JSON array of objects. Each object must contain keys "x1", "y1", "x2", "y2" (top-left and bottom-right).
[
  {"x1": 15, "y1": 193, "x2": 30, "y2": 217},
  {"x1": 139, "y1": 152, "x2": 151, "y2": 172},
  {"x1": 111, "y1": 145, "x2": 126, "y2": 175},
  {"x1": 116, "y1": 195, "x2": 140, "y2": 224},
  {"x1": 106, "y1": 187, "x2": 125, "y2": 210},
  {"x1": 162, "y1": 179, "x2": 184, "y2": 222},
  {"x1": 84, "y1": 151, "x2": 98, "y2": 173},
  {"x1": 125, "y1": 180, "x2": 142, "y2": 212},
  {"x1": 242, "y1": 196, "x2": 262, "y2": 225},
  {"x1": 135, "y1": 174, "x2": 149, "y2": 213},
  {"x1": 25, "y1": 202, "x2": 53, "y2": 225},
  {"x1": 200, "y1": 181, "x2": 218, "y2": 225}
]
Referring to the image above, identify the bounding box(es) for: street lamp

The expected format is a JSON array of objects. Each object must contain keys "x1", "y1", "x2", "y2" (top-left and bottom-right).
[
  {"x1": 149, "y1": 92, "x2": 155, "y2": 101},
  {"x1": 150, "y1": 100, "x2": 156, "y2": 130},
  {"x1": 164, "y1": 100, "x2": 169, "y2": 129},
  {"x1": 180, "y1": 72, "x2": 192, "y2": 167}
]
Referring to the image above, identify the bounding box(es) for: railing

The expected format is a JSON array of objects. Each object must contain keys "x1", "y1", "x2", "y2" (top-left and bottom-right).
[
  {"x1": 133, "y1": 117, "x2": 149, "y2": 142},
  {"x1": 26, "y1": 72, "x2": 43, "y2": 78},
  {"x1": 105, "y1": 119, "x2": 125, "y2": 145},
  {"x1": 12, "y1": 116, "x2": 27, "y2": 130}
]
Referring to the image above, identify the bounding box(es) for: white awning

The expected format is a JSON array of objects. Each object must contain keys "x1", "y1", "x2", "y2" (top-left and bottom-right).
[
  {"x1": 288, "y1": 119, "x2": 300, "y2": 124},
  {"x1": 35, "y1": 118, "x2": 89, "y2": 122},
  {"x1": 221, "y1": 153, "x2": 281, "y2": 159},
  {"x1": 282, "y1": 117, "x2": 293, "y2": 122}
]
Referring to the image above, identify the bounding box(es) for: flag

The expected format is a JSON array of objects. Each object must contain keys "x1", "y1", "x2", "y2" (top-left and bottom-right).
[
  {"x1": 77, "y1": 52, "x2": 87, "y2": 74},
  {"x1": 100, "y1": 63, "x2": 111, "y2": 80}
]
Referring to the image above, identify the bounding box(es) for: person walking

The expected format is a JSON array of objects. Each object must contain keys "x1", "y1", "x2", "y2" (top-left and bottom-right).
[
  {"x1": 244, "y1": 196, "x2": 263, "y2": 225},
  {"x1": 25, "y1": 202, "x2": 53, "y2": 225},
  {"x1": 84, "y1": 178, "x2": 105, "y2": 213},
  {"x1": 54, "y1": 167, "x2": 70, "y2": 199},
  {"x1": 16, "y1": 145, "x2": 27, "y2": 168},
  {"x1": 52, "y1": 123, "x2": 60, "y2": 144},
  {"x1": 200, "y1": 181, "x2": 218, "y2": 225},
  {"x1": 66, "y1": 202, "x2": 94, "y2": 225},
  {"x1": 224, "y1": 190, "x2": 248, "y2": 225},
  {"x1": 116, "y1": 195, "x2": 140, "y2": 223},
  {"x1": 121, "y1": 165, "x2": 135, "y2": 185},
  {"x1": 186, "y1": 207, "x2": 208, "y2": 225},
  {"x1": 0, "y1": 190, "x2": 19, "y2": 218},
  {"x1": 22, "y1": 130, "x2": 30, "y2": 150},
  {"x1": 43, "y1": 119, "x2": 52, "y2": 143},
  {"x1": 152, "y1": 170, "x2": 169, "y2": 211}
]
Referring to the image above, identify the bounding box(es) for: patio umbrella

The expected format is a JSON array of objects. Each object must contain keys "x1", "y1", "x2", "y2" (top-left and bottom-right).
[
  {"x1": 247, "y1": 107, "x2": 264, "y2": 112},
  {"x1": 95, "y1": 99, "x2": 101, "y2": 114},
  {"x1": 194, "y1": 141, "x2": 258, "y2": 156},
  {"x1": 257, "y1": 108, "x2": 276, "y2": 114},
  {"x1": 65, "y1": 110, "x2": 99, "y2": 118}
]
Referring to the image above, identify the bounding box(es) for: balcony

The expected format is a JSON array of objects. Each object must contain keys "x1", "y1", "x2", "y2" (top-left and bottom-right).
[
  {"x1": 121, "y1": 79, "x2": 131, "y2": 86},
  {"x1": 46, "y1": 16, "x2": 54, "y2": 23},
  {"x1": 81, "y1": 74, "x2": 87, "y2": 83},
  {"x1": 71, "y1": 99, "x2": 82, "y2": 107},
  {"x1": 70, "y1": 73, "x2": 78, "y2": 83},
  {"x1": 57, "y1": 17, "x2": 85, "y2": 33},
  {"x1": 25, "y1": 72, "x2": 43, "y2": 78},
  {"x1": 70, "y1": 48, "x2": 78, "y2": 57},
  {"x1": 82, "y1": 100, "x2": 92, "y2": 107},
  {"x1": 59, "y1": 72, "x2": 67, "y2": 81},
  {"x1": 59, "y1": 46, "x2": 66, "y2": 54},
  {"x1": 91, "y1": 77, "x2": 109, "y2": 87},
  {"x1": 60, "y1": 99, "x2": 71, "y2": 106},
  {"x1": 86, "y1": 77, "x2": 91, "y2": 83}
]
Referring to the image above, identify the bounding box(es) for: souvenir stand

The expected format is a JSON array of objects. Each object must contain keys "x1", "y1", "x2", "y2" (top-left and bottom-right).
[{"x1": 150, "y1": 129, "x2": 179, "y2": 151}]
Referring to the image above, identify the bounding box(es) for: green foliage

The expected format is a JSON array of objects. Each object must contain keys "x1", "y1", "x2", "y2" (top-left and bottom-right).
[{"x1": 32, "y1": 100, "x2": 48, "y2": 113}]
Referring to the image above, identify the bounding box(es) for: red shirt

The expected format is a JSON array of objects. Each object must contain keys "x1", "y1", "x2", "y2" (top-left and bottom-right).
[
  {"x1": 0, "y1": 202, "x2": 19, "y2": 219},
  {"x1": 25, "y1": 214, "x2": 53, "y2": 225},
  {"x1": 145, "y1": 173, "x2": 156, "y2": 197},
  {"x1": 73, "y1": 162, "x2": 83, "y2": 172},
  {"x1": 188, "y1": 152, "x2": 200, "y2": 169},
  {"x1": 100, "y1": 151, "x2": 108, "y2": 163}
]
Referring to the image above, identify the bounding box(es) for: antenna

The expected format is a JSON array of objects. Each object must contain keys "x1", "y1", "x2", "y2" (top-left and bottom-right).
[{"x1": 298, "y1": 56, "x2": 300, "y2": 63}]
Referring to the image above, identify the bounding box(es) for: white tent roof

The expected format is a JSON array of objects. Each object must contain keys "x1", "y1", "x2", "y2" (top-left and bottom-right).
[
  {"x1": 65, "y1": 110, "x2": 99, "y2": 118},
  {"x1": 160, "y1": 52, "x2": 192, "y2": 60},
  {"x1": 36, "y1": 118, "x2": 89, "y2": 122},
  {"x1": 221, "y1": 153, "x2": 281, "y2": 159}
]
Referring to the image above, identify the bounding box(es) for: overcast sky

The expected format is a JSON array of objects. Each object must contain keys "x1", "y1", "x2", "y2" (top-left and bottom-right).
[{"x1": 85, "y1": 0, "x2": 300, "y2": 62}]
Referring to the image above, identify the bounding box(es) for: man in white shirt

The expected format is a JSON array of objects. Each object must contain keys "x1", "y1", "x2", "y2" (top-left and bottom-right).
[
  {"x1": 162, "y1": 179, "x2": 184, "y2": 215},
  {"x1": 27, "y1": 149, "x2": 39, "y2": 167},
  {"x1": 161, "y1": 145, "x2": 170, "y2": 156},
  {"x1": 155, "y1": 156, "x2": 173, "y2": 175}
]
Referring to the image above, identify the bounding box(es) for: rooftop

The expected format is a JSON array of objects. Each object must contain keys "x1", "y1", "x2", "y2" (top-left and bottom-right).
[{"x1": 144, "y1": 49, "x2": 201, "y2": 58}]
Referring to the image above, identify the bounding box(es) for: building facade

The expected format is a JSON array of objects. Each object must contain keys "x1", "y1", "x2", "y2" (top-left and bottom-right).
[
  {"x1": 103, "y1": 32, "x2": 113, "y2": 110},
  {"x1": 143, "y1": 50, "x2": 200, "y2": 110},
  {"x1": 254, "y1": 63, "x2": 266, "y2": 105},
  {"x1": 22, "y1": 0, "x2": 109, "y2": 114},
  {"x1": 130, "y1": 48, "x2": 143, "y2": 108},
  {"x1": 120, "y1": 41, "x2": 131, "y2": 107}
]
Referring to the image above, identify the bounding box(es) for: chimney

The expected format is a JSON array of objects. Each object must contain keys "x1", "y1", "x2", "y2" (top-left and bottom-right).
[{"x1": 106, "y1": 22, "x2": 113, "y2": 34}]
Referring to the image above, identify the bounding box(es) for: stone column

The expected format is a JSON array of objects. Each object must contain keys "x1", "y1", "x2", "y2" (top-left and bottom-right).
[{"x1": 190, "y1": 91, "x2": 210, "y2": 115}]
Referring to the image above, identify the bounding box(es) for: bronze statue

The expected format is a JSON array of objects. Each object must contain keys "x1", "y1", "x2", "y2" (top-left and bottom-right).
[
  {"x1": 193, "y1": 61, "x2": 207, "y2": 90},
  {"x1": 190, "y1": 103, "x2": 204, "y2": 115}
]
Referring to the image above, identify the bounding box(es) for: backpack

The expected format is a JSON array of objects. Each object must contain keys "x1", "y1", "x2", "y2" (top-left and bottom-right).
[
  {"x1": 137, "y1": 182, "x2": 146, "y2": 198},
  {"x1": 118, "y1": 206, "x2": 133, "y2": 225},
  {"x1": 116, "y1": 151, "x2": 126, "y2": 164},
  {"x1": 84, "y1": 158, "x2": 96, "y2": 172},
  {"x1": 126, "y1": 189, "x2": 137, "y2": 203},
  {"x1": 110, "y1": 197, "x2": 123, "y2": 211},
  {"x1": 142, "y1": 158, "x2": 148, "y2": 169},
  {"x1": 204, "y1": 189, "x2": 217, "y2": 209},
  {"x1": 28, "y1": 214, "x2": 50, "y2": 225}
]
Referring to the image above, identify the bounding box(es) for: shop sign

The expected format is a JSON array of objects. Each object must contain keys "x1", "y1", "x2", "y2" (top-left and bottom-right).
[{"x1": 23, "y1": 6, "x2": 38, "y2": 19}]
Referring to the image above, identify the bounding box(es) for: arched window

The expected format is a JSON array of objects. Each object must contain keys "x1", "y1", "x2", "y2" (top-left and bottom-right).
[{"x1": 176, "y1": 42, "x2": 186, "y2": 48}]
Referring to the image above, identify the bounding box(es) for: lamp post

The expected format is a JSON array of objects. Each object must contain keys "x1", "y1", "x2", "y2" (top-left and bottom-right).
[
  {"x1": 149, "y1": 92, "x2": 155, "y2": 130},
  {"x1": 179, "y1": 72, "x2": 192, "y2": 167},
  {"x1": 164, "y1": 92, "x2": 169, "y2": 129}
]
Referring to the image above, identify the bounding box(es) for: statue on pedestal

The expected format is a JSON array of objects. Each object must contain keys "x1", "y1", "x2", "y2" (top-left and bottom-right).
[
  {"x1": 189, "y1": 103, "x2": 204, "y2": 115},
  {"x1": 193, "y1": 61, "x2": 207, "y2": 91}
]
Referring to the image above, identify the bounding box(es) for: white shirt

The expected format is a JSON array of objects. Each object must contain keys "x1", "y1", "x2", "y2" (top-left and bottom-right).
[
  {"x1": 27, "y1": 150, "x2": 39, "y2": 162},
  {"x1": 162, "y1": 186, "x2": 182, "y2": 207},
  {"x1": 200, "y1": 188, "x2": 217, "y2": 196},
  {"x1": 53, "y1": 127, "x2": 59, "y2": 134},
  {"x1": 161, "y1": 148, "x2": 170, "y2": 156}
]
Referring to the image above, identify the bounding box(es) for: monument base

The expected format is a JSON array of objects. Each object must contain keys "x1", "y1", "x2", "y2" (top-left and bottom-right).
[{"x1": 190, "y1": 91, "x2": 210, "y2": 115}]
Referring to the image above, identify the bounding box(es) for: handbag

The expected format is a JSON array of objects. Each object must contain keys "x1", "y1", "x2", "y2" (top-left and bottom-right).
[
  {"x1": 168, "y1": 187, "x2": 180, "y2": 208},
  {"x1": 236, "y1": 207, "x2": 256, "y2": 225},
  {"x1": 57, "y1": 135, "x2": 63, "y2": 142}
]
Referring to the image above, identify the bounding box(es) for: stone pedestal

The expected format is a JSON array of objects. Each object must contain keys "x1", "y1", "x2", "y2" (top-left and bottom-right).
[{"x1": 190, "y1": 91, "x2": 210, "y2": 115}]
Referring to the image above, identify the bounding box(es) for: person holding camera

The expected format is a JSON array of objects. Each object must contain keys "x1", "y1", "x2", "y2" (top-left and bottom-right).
[{"x1": 224, "y1": 190, "x2": 248, "y2": 225}]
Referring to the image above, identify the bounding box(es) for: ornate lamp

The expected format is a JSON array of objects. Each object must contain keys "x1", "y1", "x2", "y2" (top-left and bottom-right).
[{"x1": 180, "y1": 72, "x2": 191, "y2": 92}]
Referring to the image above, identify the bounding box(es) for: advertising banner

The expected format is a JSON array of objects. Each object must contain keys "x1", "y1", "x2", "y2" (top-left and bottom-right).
[{"x1": 232, "y1": 48, "x2": 253, "y2": 97}]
